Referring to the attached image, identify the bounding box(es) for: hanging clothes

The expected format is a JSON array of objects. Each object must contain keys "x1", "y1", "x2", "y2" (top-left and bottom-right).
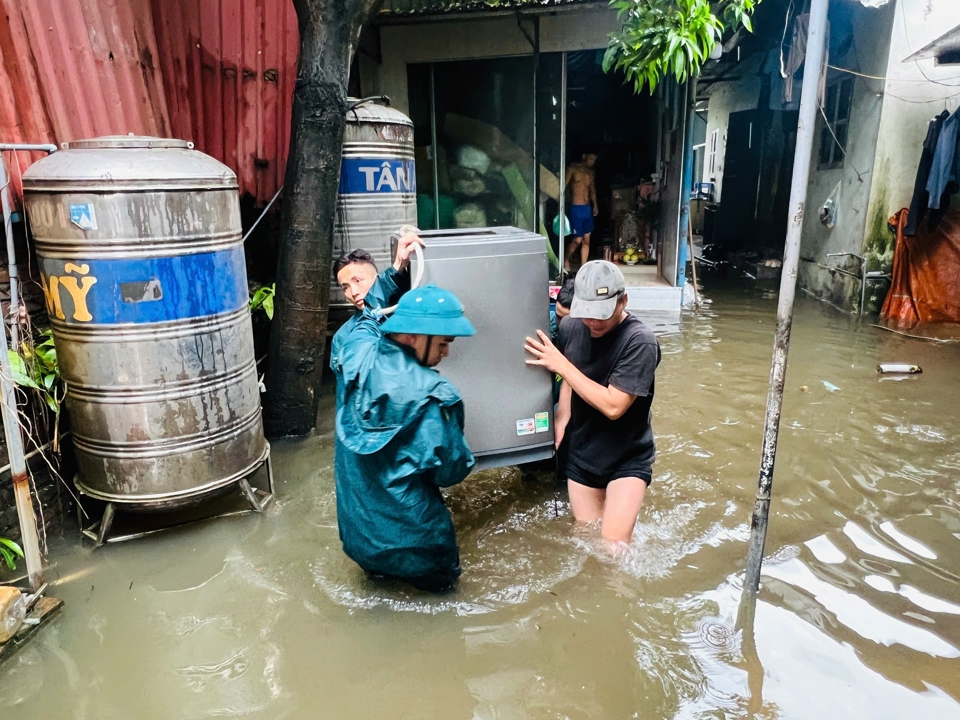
[
  {"x1": 766, "y1": 49, "x2": 799, "y2": 111},
  {"x1": 781, "y1": 12, "x2": 829, "y2": 107},
  {"x1": 782, "y1": 14, "x2": 809, "y2": 104},
  {"x1": 906, "y1": 111, "x2": 949, "y2": 237},
  {"x1": 882, "y1": 208, "x2": 960, "y2": 325},
  {"x1": 926, "y1": 108, "x2": 960, "y2": 211}
]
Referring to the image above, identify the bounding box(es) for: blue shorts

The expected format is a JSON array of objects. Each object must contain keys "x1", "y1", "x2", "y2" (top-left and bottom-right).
[{"x1": 570, "y1": 204, "x2": 594, "y2": 238}]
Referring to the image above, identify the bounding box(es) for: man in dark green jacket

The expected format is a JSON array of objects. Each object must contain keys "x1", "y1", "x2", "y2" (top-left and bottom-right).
[
  {"x1": 330, "y1": 231, "x2": 423, "y2": 408},
  {"x1": 335, "y1": 286, "x2": 476, "y2": 591}
]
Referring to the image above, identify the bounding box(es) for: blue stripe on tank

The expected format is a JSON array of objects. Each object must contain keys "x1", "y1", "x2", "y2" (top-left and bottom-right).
[
  {"x1": 38, "y1": 247, "x2": 249, "y2": 325},
  {"x1": 339, "y1": 157, "x2": 416, "y2": 195}
]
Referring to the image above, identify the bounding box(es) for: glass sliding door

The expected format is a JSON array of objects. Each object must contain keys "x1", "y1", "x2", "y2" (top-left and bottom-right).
[{"x1": 408, "y1": 56, "x2": 536, "y2": 233}]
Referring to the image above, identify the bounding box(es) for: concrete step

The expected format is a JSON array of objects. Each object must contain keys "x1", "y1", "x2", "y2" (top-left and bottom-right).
[{"x1": 624, "y1": 284, "x2": 683, "y2": 313}]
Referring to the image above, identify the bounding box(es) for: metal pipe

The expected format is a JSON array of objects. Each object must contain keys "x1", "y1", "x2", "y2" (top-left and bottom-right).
[
  {"x1": 0, "y1": 286, "x2": 43, "y2": 590},
  {"x1": 676, "y1": 79, "x2": 697, "y2": 291},
  {"x1": 0, "y1": 143, "x2": 55, "y2": 593},
  {"x1": 826, "y1": 252, "x2": 868, "y2": 317},
  {"x1": 0, "y1": 432, "x2": 70, "y2": 478},
  {"x1": 1, "y1": 145, "x2": 57, "y2": 354},
  {"x1": 429, "y1": 64, "x2": 441, "y2": 230},
  {"x1": 817, "y1": 262, "x2": 860, "y2": 279},
  {"x1": 0, "y1": 153, "x2": 18, "y2": 351},
  {"x1": 0, "y1": 144, "x2": 58, "y2": 153},
  {"x1": 558, "y1": 52, "x2": 568, "y2": 272},
  {"x1": 740, "y1": 0, "x2": 830, "y2": 604},
  {"x1": 532, "y1": 17, "x2": 540, "y2": 233},
  {"x1": 860, "y1": 257, "x2": 868, "y2": 317}
]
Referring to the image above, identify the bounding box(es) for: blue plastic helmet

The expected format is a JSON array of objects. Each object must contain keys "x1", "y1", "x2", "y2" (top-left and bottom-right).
[{"x1": 381, "y1": 285, "x2": 476, "y2": 337}]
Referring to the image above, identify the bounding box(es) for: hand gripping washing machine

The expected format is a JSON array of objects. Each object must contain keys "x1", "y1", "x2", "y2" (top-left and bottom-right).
[
  {"x1": 411, "y1": 227, "x2": 555, "y2": 471},
  {"x1": 21, "y1": 136, "x2": 272, "y2": 544}
]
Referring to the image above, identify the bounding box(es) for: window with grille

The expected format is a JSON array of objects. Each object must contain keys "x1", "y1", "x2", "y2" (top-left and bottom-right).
[{"x1": 819, "y1": 78, "x2": 854, "y2": 169}]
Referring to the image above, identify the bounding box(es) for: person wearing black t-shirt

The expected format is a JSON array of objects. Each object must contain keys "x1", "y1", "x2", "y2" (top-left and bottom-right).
[{"x1": 524, "y1": 261, "x2": 661, "y2": 546}]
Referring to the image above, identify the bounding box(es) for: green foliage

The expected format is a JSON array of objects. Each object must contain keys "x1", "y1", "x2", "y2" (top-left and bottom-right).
[
  {"x1": 604, "y1": 0, "x2": 762, "y2": 93},
  {"x1": 250, "y1": 284, "x2": 276, "y2": 320},
  {"x1": 8, "y1": 328, "x2": 64, "y2": 417},
  {"x1": 0, "y1": 537, "x2": 24, "y2": 571}
]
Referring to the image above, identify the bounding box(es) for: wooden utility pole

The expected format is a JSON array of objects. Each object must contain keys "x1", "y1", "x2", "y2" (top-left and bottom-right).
[{"x1": 265, "y1": 0, "x2": 382, "y2": 436}]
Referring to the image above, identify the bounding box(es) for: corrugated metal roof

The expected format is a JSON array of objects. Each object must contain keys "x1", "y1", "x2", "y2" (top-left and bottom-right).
[
  {"x1": 0, "y1": 0, "x2": 298, "y2": 207},
  {"x1": 379, "y1": 0, "x2": 599, "y2": 17},
  {"x1": 903, "y1": 23, "x2": 960, "y2": 63}
]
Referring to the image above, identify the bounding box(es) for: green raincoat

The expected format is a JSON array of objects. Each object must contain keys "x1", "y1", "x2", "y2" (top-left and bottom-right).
[{"x1": 334, "y1": 309, "x2": 475, "y2": 588}]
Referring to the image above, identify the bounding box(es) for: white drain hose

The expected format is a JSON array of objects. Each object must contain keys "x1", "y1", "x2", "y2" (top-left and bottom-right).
[{"x1": 376, "y1": 225, "x2": 424, "y2": 317}]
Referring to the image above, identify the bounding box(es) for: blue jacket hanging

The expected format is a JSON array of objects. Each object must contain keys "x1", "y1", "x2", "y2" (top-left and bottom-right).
[{"x1": 926, "y1": 108, "x2": 960, "y2": 211}]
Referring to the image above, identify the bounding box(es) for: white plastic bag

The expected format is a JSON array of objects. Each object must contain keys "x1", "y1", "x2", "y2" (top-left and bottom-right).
[
  {"x1": 456, "y1": 146, "x2": 491, "y2": 175},
  {"x1": 820, "y1": 181, "x2": 841, "y2": 229}
]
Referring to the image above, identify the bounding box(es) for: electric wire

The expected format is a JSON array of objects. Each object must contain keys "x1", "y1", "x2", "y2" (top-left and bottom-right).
[{"x1": 827, "y1": 64, "x2": 960, "y2": 85}]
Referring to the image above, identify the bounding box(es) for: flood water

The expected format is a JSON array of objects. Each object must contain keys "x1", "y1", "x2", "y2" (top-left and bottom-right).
[{"x1": 3, "y1": 280, "x2": 960, "y2": 719}]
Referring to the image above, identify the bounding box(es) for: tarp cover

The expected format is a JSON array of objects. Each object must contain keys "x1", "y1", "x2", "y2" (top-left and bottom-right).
[{"x1": 882, "y1": 208, "x2": 960, "y2": 325}]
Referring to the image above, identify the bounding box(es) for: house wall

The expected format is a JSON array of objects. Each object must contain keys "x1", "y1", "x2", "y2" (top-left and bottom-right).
[
  {"x1": 860, "y1": 0, "x2": 960, "y2": 307},
  {"x1": 798, "y1": 1, "x2": 896, "y2": 311},
  {"x1": 366, "y1": 6, "x2": 620, "y2": 115},
  {"x1": 699, "y1": 58, "x2": 763, "y2": 200}
]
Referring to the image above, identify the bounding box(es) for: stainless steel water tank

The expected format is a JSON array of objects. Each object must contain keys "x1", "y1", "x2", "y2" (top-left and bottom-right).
[
  {"x1": 332, "y1": 99, "x2": 417, "y2": 305},
  {"x1": 22, "y1": 135, "x2": 267, "y2": 511},
  {"x1": 415, "y1": 227, "x2": 554, "y2": 470}
]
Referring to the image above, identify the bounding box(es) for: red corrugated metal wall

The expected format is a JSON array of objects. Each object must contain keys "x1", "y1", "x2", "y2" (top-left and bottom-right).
[
  {"x1": 151, "y1": 0, "x2": 299, "y2": 204},
  {"x1": 0, "y1": 0, "x2": 298, "y2": 206},
  {"x1": 0, "y1": 0, "x2": 171, "y2": 199}
]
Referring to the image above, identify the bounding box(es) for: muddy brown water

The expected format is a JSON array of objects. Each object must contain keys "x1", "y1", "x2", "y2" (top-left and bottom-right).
[{"x1": 3, "y1": 282, "x2": 960, "y2": 719}]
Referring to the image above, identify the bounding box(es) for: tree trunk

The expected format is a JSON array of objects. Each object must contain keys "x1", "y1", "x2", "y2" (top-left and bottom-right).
[{"x1": 265, "y1": 0, "x2": 380, "y2": 436}]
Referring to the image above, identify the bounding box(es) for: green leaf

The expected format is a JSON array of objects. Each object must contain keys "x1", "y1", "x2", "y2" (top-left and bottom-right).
[
  {"x1": 249, "y1": 283, "x2": 276, "y2": 318},
  {"x1": 603, "y1": 0, "x2": 763, "y2": 92},
  {"x1": 7, "y1": 350, "x2": 40, "y2": 389},
  {"x1": 0, "y1": 546, "x2": 16, "y2": 570},
  {"x1": 44, "y1": 394, "x2": 60, "y2": 414},
  {"x1": 0, "y1": 537, "x2": 24, "y2": 557},
  {"x1": 602, "y1": 44, "x2": 619, "y2": 73}
]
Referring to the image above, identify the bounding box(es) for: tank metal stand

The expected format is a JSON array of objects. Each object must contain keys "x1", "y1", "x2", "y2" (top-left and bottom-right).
[
  {"x1": 239, "y1": 450, "x2": 275, "y2": 513},
  {"x1": 79, "y1": 447, "x2": 275, "y2": 549}
]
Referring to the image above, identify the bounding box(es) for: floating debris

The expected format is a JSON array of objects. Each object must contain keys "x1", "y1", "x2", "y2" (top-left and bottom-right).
[{"x1": 877, "y1": 364, "x2": 922, "y2": 374}]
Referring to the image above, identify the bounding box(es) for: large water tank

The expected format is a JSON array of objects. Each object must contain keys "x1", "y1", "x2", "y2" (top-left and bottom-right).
[
  {"x1": 414, "y1": 227, "x2": 554, "y2": 470},
  {"x1": 22, "y1": 136, "x2": 267, "y2": 511},
  {"x1": 332, "y1": 98, "x2": 416, "y2": 305}
]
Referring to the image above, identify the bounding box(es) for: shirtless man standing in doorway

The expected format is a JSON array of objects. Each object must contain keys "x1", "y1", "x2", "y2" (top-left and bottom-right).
[{"x1": 564, "y1": 152, "x2": 599, "y2": 271}]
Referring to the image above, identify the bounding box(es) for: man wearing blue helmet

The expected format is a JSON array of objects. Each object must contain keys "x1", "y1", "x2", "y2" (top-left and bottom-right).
[{"x1": 335, "y1": 284, "x2": 476, "y2": 591}]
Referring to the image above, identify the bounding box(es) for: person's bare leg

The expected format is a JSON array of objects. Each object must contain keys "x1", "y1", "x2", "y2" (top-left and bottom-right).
[
  {"x1": 580, "y1": 232, "x2": 592, "y2": 265},
  {"x1": 600, "y1": 477, "x2": 646, "y2": 545},
  {"x1": 567, "y1": 480, "x2": 605, "y2": 524},
  {"x1": 565, "y1": 236, "x2": 583, "y2": 270}
]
